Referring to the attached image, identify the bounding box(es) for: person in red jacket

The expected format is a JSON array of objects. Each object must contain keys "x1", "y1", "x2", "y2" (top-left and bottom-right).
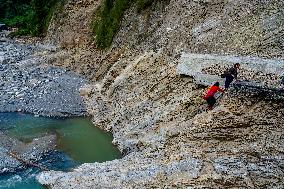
[{"x1": 203, "y1": 82, "x2": 225, "y2": 110}]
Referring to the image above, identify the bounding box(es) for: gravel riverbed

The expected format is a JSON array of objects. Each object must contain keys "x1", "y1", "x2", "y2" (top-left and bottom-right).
[
  {"x1": 0, "y1": 32, "x2": 87, "y2": 117},
  {"x1": 0, "y1": 31, "x2": 88, "y2": 173}
]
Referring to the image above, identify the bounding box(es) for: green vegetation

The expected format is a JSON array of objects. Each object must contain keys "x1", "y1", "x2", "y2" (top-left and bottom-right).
[
  {"x1": 93, "y1": 0, "x2": 156, "y2": 49},
  {"x1": 1, "y1": 0, "x2": 159, "y2": 44},
  {"x1": 136, "y1": 0, "x2": 155, "y2": 12},
  {"x1": 93, "y1": 0, "x2": 132, "y2": 48},
  {"x1": 0, "y1": 0, "x2": 64, "y2": 36}
]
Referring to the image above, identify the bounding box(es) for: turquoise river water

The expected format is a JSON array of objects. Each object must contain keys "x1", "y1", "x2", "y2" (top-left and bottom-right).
[{"x1": 0, "y1": 112, "x2": 121, "y2": 189}]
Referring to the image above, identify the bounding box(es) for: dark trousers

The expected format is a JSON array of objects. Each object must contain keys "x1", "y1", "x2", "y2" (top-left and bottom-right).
[
  {"x1": 225, "y1": 74, "x2": 234, "y2": 89},
  {"x1": 206, "y1": 96, "x2": 216, "y2": 108}
]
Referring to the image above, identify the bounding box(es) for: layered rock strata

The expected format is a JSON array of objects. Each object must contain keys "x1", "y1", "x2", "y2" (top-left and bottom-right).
[
  {"x1": 38, "y1": 51, "x2": 284, "y2": 188},
  {"x1": 38, "y1": 0, "x2": 284, "y2": 188}
]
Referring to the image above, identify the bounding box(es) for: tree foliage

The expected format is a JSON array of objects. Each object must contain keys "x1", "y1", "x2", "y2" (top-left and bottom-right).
[{"x1": 0, "y1": 0, "x2": 63, "y2": 36}]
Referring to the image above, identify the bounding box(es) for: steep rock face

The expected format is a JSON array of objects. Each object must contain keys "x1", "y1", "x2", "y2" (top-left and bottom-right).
[
  {"x1": 46, "y1": 0, "x2": 97, "y2": 49},
  {"x1": 39, "y1": 56, "x2": 284, "y2": 187},
  {"x1": 44, "y1": 0, "x2": 284, "y2": 78},
  {"x1": 39, "y1": 50, "x2": 284, "y2": 188},
  {"x1": 38, "y1": 0, "x2": 284, "y2": 188}
]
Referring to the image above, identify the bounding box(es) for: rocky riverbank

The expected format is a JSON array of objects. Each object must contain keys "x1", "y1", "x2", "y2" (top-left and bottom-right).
[
  {"x1": 0, "y1": 32, "x2": 87, "y2": 117},
  {"x1": 38, "y1": 50, "x2": 284, "y2": 189},
  {"x1": 0, "y1": 32, "x2": 89, "y2": 177},
  {"x1": 35, "y1": 0, "x2": 284, "y2": 188},
  {"x1": 0, "y1": 131, "x2": 56, "y2": 174}
]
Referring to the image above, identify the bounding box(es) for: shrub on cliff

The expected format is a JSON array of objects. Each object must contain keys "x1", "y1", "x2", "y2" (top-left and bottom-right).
[
  {"x1": 93, "y1": 0, "x2": 157, "y2": 49},
  {"x1": 136, "y1": 0, "x2": 155, "y2": 12},
  {"x1": 93, "y1": 0, "x2": 131, "y2": 48}
]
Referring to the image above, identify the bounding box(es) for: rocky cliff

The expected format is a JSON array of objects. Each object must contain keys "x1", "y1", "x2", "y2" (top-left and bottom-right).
[{"x1": 38, "y1": 0, "x2": 284, "y2": 188}]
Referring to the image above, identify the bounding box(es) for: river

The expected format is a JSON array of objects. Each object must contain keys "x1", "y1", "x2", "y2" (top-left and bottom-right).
[{"x1": 0, "y1": 112, "x2": 121, "y2": 189}]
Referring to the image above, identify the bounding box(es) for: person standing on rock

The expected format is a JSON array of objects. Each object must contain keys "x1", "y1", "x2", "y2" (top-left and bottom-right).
[
  {"x1": 203, "y1": 82, "x2": 225, "y2": 110},
  {"x1": 223, "y1": 63, "x2": 240, "y2": 89}
]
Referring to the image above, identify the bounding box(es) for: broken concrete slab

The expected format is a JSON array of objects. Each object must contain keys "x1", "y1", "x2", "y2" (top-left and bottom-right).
[{"x1": 177, "y1": 53, "x2": 284, "y2": 88}]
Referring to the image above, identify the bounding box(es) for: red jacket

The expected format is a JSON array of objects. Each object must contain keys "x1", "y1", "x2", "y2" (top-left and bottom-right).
[{"x1": 203, "y1": 86, "x2": 224, "y2": 99}]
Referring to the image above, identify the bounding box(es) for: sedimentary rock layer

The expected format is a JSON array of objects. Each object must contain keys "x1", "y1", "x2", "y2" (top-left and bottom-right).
[{"x1": 38, "y1": 0, "x2": 284, "y2": 188}]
